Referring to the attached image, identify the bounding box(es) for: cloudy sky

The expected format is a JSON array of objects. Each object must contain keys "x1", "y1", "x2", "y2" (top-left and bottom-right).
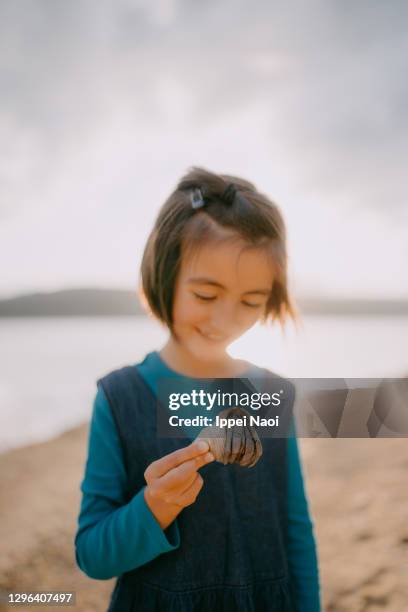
[{"x1": 1, "y1": 0, "x2": 407, "y2": 300}]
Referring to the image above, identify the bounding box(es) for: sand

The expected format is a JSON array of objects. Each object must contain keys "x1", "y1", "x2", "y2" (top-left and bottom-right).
[{"x1": 0, "y1": 426, "x2": 407, "y2": 611}]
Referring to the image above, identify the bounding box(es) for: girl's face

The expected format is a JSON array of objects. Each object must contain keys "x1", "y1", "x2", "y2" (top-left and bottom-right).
[{"x1": 171, "y1": 238, "x2": 274, "y2": 361}]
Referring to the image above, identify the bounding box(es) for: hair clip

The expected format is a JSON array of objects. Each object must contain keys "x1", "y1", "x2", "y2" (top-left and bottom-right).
[
  {"x1": 191, "y1": 187, "x2": 206, "y2": 209},
  {"x1": 222, "y1": 183, "x2": 238, "y2": 206}
]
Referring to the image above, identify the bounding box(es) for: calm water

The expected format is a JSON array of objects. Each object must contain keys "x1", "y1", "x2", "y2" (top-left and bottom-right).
[{"x1": 1, "y1": 315, "x2": 407, "y2": 452}]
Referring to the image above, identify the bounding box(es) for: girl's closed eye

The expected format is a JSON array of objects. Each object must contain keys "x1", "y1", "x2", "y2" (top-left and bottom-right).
[
  {"x1": 242, "y1": 301, "x2": 264, "y2": 309},
  {"x1": 193, "y1": 292, "x2": 264, "y2": 309},
  {"x1": 193, "y1": 292, "x2": 217, "y2": 302}
]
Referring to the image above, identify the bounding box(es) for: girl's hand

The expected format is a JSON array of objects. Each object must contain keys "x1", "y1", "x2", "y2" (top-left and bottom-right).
[{"x1": 143, "y1": 440, "x2": 214, "y2": 530}]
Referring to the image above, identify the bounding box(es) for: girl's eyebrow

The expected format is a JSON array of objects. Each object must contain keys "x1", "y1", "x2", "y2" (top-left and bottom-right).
[{"x1": 187, "y1": 277, "x2": 271, "y2": 296}]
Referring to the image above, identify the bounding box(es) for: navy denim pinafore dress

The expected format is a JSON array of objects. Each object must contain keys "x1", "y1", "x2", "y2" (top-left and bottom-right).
[{"x1": 98, "y1": 365, "x2": 296, "y2": 612}]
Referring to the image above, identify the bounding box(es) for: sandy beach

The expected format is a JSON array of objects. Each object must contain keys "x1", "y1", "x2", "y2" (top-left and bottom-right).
[{"x1": 0, "y1": 426, "x2": 407, "y2": 611}]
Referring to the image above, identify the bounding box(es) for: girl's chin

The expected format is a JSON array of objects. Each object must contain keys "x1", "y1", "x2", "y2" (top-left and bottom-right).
[{"x1": 187, "y1": 334, "x2": 227, "y2": 360}]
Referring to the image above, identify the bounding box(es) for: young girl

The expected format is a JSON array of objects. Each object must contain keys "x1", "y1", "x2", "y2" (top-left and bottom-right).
[{"x1": 75, "y1": 168, "x2": 320, "y2": 611}]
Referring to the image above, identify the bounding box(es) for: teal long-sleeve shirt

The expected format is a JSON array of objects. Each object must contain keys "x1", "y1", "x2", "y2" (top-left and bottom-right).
[{"x1": 75, "y1": 351, "x2": 320, "y2": 610}]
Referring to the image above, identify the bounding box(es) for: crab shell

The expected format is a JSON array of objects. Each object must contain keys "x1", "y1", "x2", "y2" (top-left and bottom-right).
[{"x1": 197, "y1": 407, "x2": 263, "y2": 467}]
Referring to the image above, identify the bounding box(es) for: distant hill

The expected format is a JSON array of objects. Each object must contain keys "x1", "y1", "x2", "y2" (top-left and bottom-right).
[
  {"x1": 0, "y1": 288, "x2": 407, "y2": 317},
  {"x1": 0, "y1": 288, "x2": 145, "y2": 317},
  {"x1": 298, "y1": 298, "x2": 408, "y2": 316}
]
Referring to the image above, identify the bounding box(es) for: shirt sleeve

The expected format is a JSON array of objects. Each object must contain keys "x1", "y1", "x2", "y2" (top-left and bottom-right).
[
  {"x1": 287, "y1": 435, "x2": 321, "y2": 611},
  {"x1": 75, "y1": 386, "x2": 180, "y2": 580}
]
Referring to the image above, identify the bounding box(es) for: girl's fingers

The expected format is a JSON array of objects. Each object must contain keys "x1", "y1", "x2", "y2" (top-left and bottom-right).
[
  {"x1": 162, "y1": 469, "x2": 199, "y2": 504},
  {"x1": 158, "y1": 452, "x2": 214, "y2": 492},
  {"x1": 176, "y1": 473, "x2": 204, "y2": 507},
  {"x1": 145, "y1": 440, "x2": 209, "y2": 480}
]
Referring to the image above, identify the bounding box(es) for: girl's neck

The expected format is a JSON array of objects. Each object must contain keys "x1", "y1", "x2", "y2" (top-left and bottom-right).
[{"x1": 159, "y1": 338, "x2": 249, "y2": 378}]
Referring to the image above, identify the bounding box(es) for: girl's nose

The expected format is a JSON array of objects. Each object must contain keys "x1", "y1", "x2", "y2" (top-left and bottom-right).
[{"x1": 209, "y1": 301, "x2": 240, "y2": 335}]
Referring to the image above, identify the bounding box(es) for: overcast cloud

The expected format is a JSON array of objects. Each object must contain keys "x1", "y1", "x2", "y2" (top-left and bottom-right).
[{"x1": 1, "y1": 1, "x2": 407, "y2": 299}]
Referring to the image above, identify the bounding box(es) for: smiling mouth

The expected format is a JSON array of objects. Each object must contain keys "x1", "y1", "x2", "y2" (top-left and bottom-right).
[{"x1": 196, "y1": 328, "x2": 227, "y2": 342}]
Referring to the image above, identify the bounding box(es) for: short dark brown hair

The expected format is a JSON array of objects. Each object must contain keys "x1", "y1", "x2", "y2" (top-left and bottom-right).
[{"x1": 140, "y1": 167, "x2": 297, "y2": 330}]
